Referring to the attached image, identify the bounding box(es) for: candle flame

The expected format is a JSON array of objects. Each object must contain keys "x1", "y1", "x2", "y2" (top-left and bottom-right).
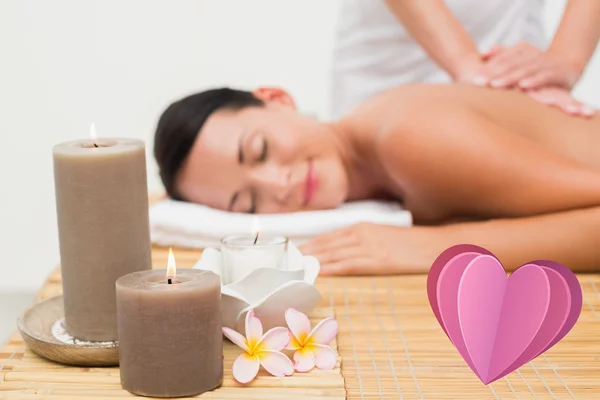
[
  {"x1": 89, "y1": 122, "x2": 98, "y2": 144},
  {"x1": 166, "y1": 247, "x2": 177, "y2": 280}
]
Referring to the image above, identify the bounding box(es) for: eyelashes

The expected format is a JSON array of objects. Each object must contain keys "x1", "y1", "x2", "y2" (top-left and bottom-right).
[
  {"x1": 248, "y1": 191, "x2": 257, "y2": 214},
  {"x1": 258, "y1": 138, "x2": 268, "y2": 162},
  {"x1": 249, "y1": 137, "x2": 268, "y2": 214}
]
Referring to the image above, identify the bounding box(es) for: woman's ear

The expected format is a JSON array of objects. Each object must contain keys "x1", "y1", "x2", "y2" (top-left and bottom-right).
[{"x1": 252, "y1": 87, "x2": 297, "y2": 110}]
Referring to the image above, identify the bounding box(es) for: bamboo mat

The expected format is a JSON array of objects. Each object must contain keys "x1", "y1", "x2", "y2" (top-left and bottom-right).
[{"x1": 2, "y1": 247, "x2": 600, "y2": 400}]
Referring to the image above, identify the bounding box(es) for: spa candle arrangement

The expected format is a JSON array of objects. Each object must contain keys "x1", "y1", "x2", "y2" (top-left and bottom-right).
[
  {"x1": 116, "y1": 249, "x2": 223, "y2": 398},
  {"x1": 220, "y1": 217, "x2": 289, "y2": 283},
  {"x1": 52, "y1": 124, "x2": 152, "y2": 342}
]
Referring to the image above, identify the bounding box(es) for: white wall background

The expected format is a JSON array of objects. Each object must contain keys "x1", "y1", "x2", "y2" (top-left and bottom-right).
[{"x1": 0, "y1": 0, "x2": 598, "y2": 292}]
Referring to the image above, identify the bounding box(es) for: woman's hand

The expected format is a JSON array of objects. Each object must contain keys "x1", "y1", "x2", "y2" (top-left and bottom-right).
[
  {"x1": 477, "y1": 42, "x2": 582, "y2": 90},
  {"x1": 298, "y1": 223, "x2": 445, "y2": 276},
  {"x1": 454, "y1": 55, "x2": 489, "y2": 84},
  {"x1": 472, "y1": 43, "x2": 593, "y2": 117},
  {"x1": 526, "y1": 87, "x2": 594, "y2": 117}
]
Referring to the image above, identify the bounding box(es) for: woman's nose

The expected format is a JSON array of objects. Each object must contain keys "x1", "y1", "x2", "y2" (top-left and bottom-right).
[{"x1": 251, "y1": 165, "x2": 292, "y2": 203}]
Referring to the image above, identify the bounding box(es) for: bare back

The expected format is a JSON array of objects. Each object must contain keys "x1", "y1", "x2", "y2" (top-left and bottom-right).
[
  {"x1": 347, "y1": 84, "x2": 600, "y2": 224},
  {"x1": 466, "y1": 86, "x2": 600, "y2": 170}
]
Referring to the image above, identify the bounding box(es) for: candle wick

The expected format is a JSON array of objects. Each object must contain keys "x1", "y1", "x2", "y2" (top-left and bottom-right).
[
  {"x1": 167, "y1": 278, "x2": 172, "y2": 285},
  {"x1": 93, "y1": 142, "x2": 98, "y2": 148},
  {"x1": 253, "y1": 232, "x2": 259, "y2": 245}
]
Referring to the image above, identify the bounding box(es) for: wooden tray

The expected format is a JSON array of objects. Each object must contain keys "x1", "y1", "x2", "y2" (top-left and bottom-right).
[{"x1": 17, "y1": 295, "x2": 119, "y2": 367}]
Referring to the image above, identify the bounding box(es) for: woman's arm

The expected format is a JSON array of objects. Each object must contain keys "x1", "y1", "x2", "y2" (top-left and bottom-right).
[
  {"x1": 300, "y1": 206, "x2": 600, "y2": 275},
  {"x1": 439, "y1": 205, "x2": 600, "y2": 272},
  {"x1": 384, "y1": 0, "x2": 482, "y2": 81},
  {"x1": 549, "y1": 0, "x2": 600, "y2": 79}
]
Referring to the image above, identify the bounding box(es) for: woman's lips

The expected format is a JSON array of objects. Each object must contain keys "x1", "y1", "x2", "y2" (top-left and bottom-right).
[{"x1": 303, "y1": 160, "x2": 318, "y2": 206}]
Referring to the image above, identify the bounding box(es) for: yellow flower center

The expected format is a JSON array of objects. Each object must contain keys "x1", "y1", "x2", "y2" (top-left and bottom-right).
[
  {"x1": 297, "y1": 332, "x2": 309, "y2": 346},
  {"x1": 246, "y1": 338, "x2": 259, "y2": 355}
]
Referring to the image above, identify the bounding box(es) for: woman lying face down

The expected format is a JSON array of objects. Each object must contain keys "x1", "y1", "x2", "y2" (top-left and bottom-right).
[{"x1": 154, "y1": 84, "x2": 600, "y2": 275}]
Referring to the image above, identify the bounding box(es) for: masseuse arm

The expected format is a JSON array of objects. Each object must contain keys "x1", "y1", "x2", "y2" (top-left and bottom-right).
[
  {"x1": 300, "y1": 206, "x2": 600, "y2": 275},
  {"x1": 384, "y1": 0, "x2": 482, "y2": 81},
  {"x1": 479, "y1": 0, "x2": 600, "y2": 91},
  {"x1": 549, "y1": 0, "x2": 600, "y2": 82}
]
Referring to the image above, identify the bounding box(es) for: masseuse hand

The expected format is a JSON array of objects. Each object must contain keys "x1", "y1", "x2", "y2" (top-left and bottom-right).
[
  {"x1": 525, "y1": 87, "x2": 593, "y2": 117},
  {"x1": 478, "y1": 42, "x2": 581, "y2": 90},
  {"x1": 299, "y1": 223, "x2": 440, "y2": 276},
  {"x1": 474, "y1": 42, "x2": 594, "y2": 117}
]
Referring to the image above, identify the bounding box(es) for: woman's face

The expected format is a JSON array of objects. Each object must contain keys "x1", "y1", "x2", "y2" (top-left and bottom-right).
[{"x1": 176, "y1": 96, "x2": 349, "y2": 214}]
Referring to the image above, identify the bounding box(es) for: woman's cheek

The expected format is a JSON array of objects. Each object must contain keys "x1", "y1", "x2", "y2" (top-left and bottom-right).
[{"x1": 275, "y1": 134, "x2": 304, "y2": 160}]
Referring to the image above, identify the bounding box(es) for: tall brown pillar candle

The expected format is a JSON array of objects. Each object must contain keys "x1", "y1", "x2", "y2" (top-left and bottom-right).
[
  {"x1": 53, "y1": 134, "x2": 151, "y2": 342},
  {"x1": 116, "y1": 252, "x2": 223, "y2": 398}
]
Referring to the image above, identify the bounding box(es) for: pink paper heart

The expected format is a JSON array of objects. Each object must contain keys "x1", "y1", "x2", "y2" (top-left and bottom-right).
[
  {"x1": 427, "y1": 245, "x2": 582, "y2": 384},
  {"x1": 427, "y1": 244, "x2": 494, "y2": 337},
  {"x1": 436, "y1": 252, "x2": 488, "y2": 378},
  {"x1": 490, "y1": 265, "x2": 570, "y2": 381},
  {"x1": 531, "y1": 260, "x2": 582, "y2": 353},
  {"x1": 460, "y1": 262, "x2": 551, "y2": 382}
]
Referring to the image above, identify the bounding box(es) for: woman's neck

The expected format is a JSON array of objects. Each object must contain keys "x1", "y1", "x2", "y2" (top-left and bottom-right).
[{"x1": 325, "y1": 118, "x2": 391, "y2": 202}]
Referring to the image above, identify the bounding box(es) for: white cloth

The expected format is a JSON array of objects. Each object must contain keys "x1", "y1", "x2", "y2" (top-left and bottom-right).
[
  {"x1": 150, "y1": 199, "x2": 413, "y2": 249},
  {"x1": 330, "y1": 0, "x2": 547, "y2": 119}
]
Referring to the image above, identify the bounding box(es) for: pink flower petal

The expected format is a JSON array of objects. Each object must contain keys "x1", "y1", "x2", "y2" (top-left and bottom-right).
[
  {"x1": 245, "y1": 310, "x2": 263, "y2": 344},
  {"x1": 309, "y1": 344, "x2": 337, "y2": 370},
  {"x1": 308, "y1": 317, "x2": 338, "y2": 345},
  {"x1": 258, "y1": 350, "x2": 294, "y2": 377},
  {"x1": 293, "y1": 346, "x2": 316, "y2": 372},
  {"x1": 232, "y1": 353, "x2": 260, "y2": 384},
  {"x1": 256, "y1": 327, "x2": 290, "y2": 352},
  {"x1": 285, "y1": 308, "x2": 312, "y2": 344},
  {"x1": 222, "y1": 327, "x2": 249, "y2": 352}
]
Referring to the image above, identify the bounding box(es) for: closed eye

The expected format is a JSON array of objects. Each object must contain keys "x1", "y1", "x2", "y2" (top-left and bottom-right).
[
  {"x1": 248, "y1": 190, "x2": 257, "y2": 214},
  {"x1": 233, "y1": 133, "x2": 265, "y2": 213},
  {"x1": 258, "y1": 138, "x2": 268, "y2": 162}
]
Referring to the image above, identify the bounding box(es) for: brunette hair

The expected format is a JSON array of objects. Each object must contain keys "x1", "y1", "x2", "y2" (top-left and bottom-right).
[{"x1": 153, "y1": 88, "x2": 264, "y2": 199}]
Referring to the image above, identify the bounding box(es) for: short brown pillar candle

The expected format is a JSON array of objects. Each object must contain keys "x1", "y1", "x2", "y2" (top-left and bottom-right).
[
  {"x1": 53, "y1": 128, "x2": 152, "y2": 342},
  {"x1": 116, "y1": 249, "x2": 223, "y2": 398}
]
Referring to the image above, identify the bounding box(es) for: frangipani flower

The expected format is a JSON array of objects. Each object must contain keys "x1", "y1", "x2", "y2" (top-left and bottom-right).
[
  {"x1": 222, "y1": 310, "x2": 294, "y2": 384},
  {"x1": 285, "y1": 308, "x2": 339, "y2": 372}
]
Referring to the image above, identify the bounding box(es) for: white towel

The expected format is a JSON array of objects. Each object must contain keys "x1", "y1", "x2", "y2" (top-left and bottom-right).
[{"x1": 149, "y1": 199, "x2": 413, "y2": 249}]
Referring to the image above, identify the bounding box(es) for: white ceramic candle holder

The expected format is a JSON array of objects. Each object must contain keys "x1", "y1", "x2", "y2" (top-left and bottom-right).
[
  {"x1": 193, "y1": 241, "x2": 322, "y2": 335},
  {"x1": 220, "y1": 235, "x2": 289, "y2": 284}
]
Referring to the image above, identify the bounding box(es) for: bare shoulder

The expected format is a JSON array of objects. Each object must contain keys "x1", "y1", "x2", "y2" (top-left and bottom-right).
[
  {"x1": 352, "y1": 85, "x2": 477, "y2": 222},
  {"x1": 362, "y1": 84, "x2": 473, "y2": 159},
  {"x1": 367, "y1": 83, "x2": 473, "y2": 108},
  {"x1": 358, "y1": 84, "x2": 455, "y2": 116}
]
